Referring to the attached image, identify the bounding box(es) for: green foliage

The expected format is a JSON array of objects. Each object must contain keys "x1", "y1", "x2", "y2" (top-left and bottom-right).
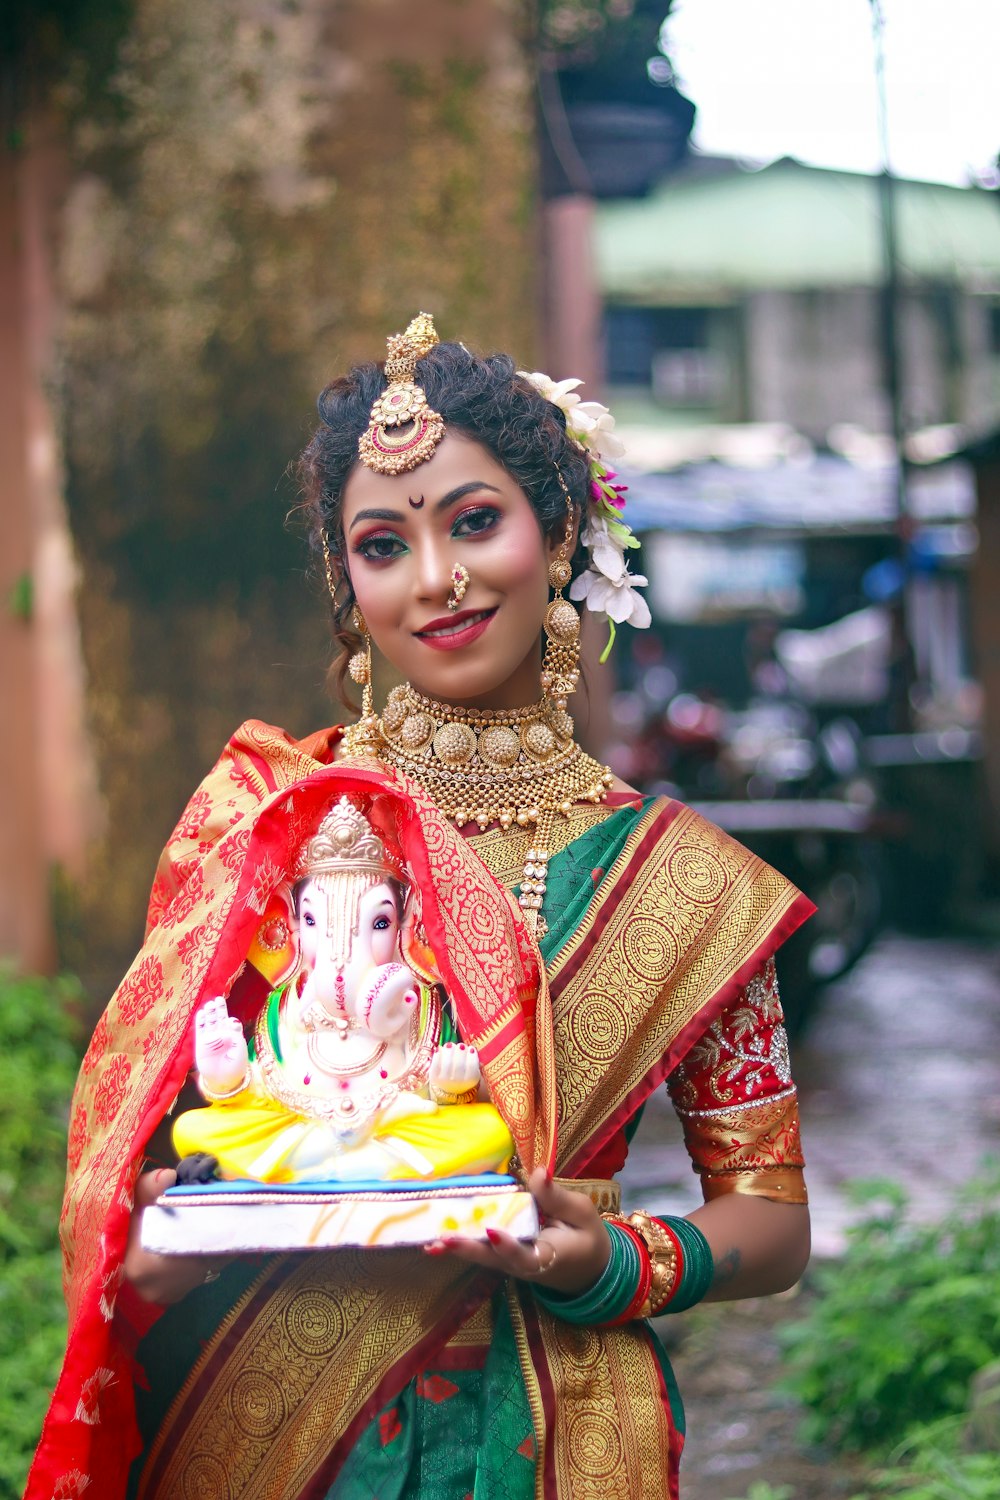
[
  {"x1": 779, "y1": 1175, "x2": 1000, "y2": 1452},
  {"x1": 850, "y1": 1416, "x2": 1000, "y2": 1499},
  {"x1": 0, "y1": 971, "x2": 82, "y2": 1499},
  {"x1": 724, "y1": 1484, "x2": 794, "y2": 1500},
  {"x1": 875, "y1": 1452, "x2": 1000, "y2": 1500}
]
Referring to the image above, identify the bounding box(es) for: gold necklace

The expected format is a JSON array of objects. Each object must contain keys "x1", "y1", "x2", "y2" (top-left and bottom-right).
[{"x1": 343, "y1": 683, "x2": 614, "y2": 937}]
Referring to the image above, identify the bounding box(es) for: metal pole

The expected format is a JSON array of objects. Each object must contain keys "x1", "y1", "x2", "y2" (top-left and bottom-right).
[
  {"x1": 870, "y1": 0, "x2": 907, "y2": 525},
  {"x1": 870, "y1": 0, "x2": 913, "y2": 729}
]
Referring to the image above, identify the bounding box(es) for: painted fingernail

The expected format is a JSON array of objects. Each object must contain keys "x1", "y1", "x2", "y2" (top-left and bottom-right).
[
  {"x1": 424, "y1": 1243, "x2": 446, "y2": 1256},
  {"x1": 485, "y1": 1228, "x2": 502, "y2": 1245}
]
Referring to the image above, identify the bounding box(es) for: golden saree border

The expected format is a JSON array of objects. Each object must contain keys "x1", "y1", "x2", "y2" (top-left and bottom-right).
[
  {"x1": 545, "y1": 798, "x2": 813, "y2": 1177},
  {"x1": 136, "y1": 1253, "x2": 494, "y2": 1500},
  {"x1": 27, "y1": 723, "x2": 555, "y2": 1500},
  {"x1": 512, "y1": 1287, "x2": 677, "y2": 1500}
]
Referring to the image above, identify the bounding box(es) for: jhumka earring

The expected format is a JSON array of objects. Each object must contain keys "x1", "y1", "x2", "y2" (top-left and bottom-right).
[
  {"x1": 323, "y1": 526, "x2": 380, "y2": 752},
  {"x1": 348, "y1": 607, "x2": 375, "y2": 722},
  {"x1": 541, "y1": 472, "x2": 582, "y2": 711},
  {"x1": 447, "y1": 563, "x2": 470, "y2": 612}
]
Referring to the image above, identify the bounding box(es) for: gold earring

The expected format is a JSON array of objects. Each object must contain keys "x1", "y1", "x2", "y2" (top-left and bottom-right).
[
  {"x1": 541, "y1": 472, "x2": 581, "y2": 711},
  {"x1": 347, "y1": 608, "x2": 375, "y2": 720},
  {"x1": 447, "y1": 563, "x2": 470, "y2": 612}
]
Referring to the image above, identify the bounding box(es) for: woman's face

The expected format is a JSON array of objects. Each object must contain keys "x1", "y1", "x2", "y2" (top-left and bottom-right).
[{"x1": 342, "y1": 432, "x2": 565, "y2": 709}]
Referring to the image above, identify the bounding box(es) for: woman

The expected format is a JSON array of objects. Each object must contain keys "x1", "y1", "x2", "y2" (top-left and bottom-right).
[{"x1": 28, "y1": 315, "x2": 811, "y2": 1500}]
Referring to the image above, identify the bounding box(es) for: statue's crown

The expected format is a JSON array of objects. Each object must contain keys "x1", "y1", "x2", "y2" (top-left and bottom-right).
[{"x1": 298, "y1": 797, "x2": 403, "y2": 881}]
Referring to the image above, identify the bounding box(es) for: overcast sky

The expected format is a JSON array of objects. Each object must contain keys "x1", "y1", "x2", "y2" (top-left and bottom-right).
[{"x1": 662, "y1": 0, "x2": 999, "y2": 185}]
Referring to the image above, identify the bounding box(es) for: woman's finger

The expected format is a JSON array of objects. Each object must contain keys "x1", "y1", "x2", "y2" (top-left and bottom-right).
[
  {"x1": 423, "y1": 1230, "x2": 532, "y2": 1275},
  {"x1": 527, "y1": 1166, "x2": 600, "y2": 1229},
  {"x1": 134, "y1": 1167, "x2": 176, "y2": 1212}
]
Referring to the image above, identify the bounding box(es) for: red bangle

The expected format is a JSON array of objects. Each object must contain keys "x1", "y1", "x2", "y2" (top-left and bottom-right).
[{"x1": 605, "y1": 1222, "x2": 653, "y2": 1326}]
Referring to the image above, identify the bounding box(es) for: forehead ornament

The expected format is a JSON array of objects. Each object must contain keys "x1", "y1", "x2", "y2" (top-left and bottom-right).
[{"x1": 358, "y1": 312, "x2": 445, "y2": 475}]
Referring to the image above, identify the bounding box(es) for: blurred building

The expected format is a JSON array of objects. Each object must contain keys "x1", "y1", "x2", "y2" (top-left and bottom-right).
[{"x1": 595, "y1": 157, "x2": 1000, "y2": 440}]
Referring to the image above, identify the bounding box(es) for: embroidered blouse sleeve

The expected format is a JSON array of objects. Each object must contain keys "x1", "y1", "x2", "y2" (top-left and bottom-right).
[{"x1": 666, "y1": 957, "x2": 808, "y2": 1205}]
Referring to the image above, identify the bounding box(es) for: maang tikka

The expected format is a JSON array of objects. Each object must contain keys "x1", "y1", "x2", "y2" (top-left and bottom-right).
[
  {"x1": 358, "y1": 312, "x2": 444, "y2": 475},
  {"x1": 541, "y1": 473, "x2": 582, "y2": 711}
]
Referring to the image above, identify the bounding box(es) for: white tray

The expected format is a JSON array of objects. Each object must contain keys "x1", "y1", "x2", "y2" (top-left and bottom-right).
[{"x1": 142, "y1": 1174, "x2": 538, "y2": 1254}]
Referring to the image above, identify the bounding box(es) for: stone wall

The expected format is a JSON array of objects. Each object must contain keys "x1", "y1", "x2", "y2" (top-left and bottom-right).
[{"x1": 52, "y1": 0, "x2": 538, "y2": 998}]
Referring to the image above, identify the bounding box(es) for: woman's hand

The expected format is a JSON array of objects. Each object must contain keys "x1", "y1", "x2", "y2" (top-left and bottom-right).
[
  {"x1": 124, "y1": 1168, "x2": 228, "y2": 1305},
  {"x1": 423, "y1": 1168, "x2": 612, "y2": 1297}
]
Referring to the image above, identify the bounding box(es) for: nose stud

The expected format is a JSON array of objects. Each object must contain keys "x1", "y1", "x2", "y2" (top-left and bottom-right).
[{"x1": 447, "y1": 564, "x2": 470, "y2": 612}]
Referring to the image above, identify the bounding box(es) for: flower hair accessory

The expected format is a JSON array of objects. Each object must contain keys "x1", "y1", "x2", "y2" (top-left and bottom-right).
[{"x1": 517, "y1": 371, "x2": 651, "y2": 657}]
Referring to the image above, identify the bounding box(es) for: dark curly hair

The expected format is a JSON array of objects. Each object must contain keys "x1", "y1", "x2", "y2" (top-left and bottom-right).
[{"x1": 297, "y1": 341, "x2": 591, "y2": 705}]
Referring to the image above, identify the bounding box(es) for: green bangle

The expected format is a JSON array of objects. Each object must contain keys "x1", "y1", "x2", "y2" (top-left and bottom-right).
[
  {"x1": 534, "y1": 1224, "x2": 641, "y2": 1326},
  {"x1": 658, "y1": 1216, "x2": 714, "y2": 1313}
]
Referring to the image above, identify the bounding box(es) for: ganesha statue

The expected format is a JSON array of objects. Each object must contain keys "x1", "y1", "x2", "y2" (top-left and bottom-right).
[{"x1": 171, "y1": 796, "x2": 515, "y2": 1188}]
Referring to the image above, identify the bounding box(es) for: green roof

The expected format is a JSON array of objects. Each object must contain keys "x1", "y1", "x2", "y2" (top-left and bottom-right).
[{"x1": 595, "y1": 158, "x2": 1000, "y2": 301}]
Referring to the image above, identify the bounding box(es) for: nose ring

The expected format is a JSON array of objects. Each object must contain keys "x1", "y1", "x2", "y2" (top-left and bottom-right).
[{"x1": 447, "y1": 564, "x2": 470, "y2": 613}]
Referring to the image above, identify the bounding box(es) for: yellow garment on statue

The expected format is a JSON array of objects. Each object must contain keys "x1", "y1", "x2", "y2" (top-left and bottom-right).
[
  {"x1": 377, "y1": 1103, "x2": 514, "y2": 1180},
  {"x1": 172, "y1": 1091, "x2": 513, "y2": 1185}
]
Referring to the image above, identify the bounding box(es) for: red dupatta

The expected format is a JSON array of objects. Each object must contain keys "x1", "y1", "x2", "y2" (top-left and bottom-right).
[{"x1": 26, "y1": 721, "x2": 555, "y2": 1500}]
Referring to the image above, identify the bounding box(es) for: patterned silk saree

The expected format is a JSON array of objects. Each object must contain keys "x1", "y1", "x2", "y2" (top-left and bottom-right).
[{"x1": 26, "y1": 721, "x2": 811, "y2": 1500}]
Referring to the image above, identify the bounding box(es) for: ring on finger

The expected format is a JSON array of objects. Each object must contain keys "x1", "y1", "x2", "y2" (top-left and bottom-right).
[{"x1": 531, "y1": 1240, "x2": 557, "y2": 1277}]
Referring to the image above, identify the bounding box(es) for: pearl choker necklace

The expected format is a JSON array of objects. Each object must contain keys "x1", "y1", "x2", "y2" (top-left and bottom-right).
[{"x1": 343, "y1": 683, "x2": 614, "y2": 936}]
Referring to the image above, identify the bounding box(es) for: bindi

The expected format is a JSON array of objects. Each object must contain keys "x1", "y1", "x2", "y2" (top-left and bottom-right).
[{"x1": 408, "y1": 494, "x2": 425, "y2": 509}]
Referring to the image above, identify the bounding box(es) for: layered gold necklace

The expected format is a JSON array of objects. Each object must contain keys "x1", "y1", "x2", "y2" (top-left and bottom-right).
[{"x1": 343, "y1": 683, "x2": 614, "y2": 937}]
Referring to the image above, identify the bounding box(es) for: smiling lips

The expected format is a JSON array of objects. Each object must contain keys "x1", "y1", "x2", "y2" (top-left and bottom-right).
[{"x1": 415, "y1": 606, "x2": 498, "y2": 651}]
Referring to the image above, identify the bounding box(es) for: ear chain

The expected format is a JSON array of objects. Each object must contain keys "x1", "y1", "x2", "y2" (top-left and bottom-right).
[{"x1": 541, "y1": 472, "x2": 582, "y2": 713}]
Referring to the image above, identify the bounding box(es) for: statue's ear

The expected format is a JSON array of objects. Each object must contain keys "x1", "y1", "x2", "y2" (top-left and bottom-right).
[
  {"x1": 247, "y1": 883, "x2": 299, "y2": 987},
  {"x1": 400, "y1": 888, "x2": 443, "y2": 986}
]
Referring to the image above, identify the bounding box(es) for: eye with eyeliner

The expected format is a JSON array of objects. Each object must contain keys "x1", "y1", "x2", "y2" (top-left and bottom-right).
[
  {"x1": 452, "y1": 505, "x2": 501, "y2": 539},
  {"x1": 352, "y1": 529, "x2": 407, "y2": 564}
]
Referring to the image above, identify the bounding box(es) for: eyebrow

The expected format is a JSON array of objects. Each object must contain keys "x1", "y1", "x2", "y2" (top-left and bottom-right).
[{"x1": 348, "y1": 481, "x2": 503, "y2": 533}]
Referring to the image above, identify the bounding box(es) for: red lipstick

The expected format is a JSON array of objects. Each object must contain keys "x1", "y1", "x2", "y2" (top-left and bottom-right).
[{"x1": 415, "y1": 607, "x2": 497, "y2": 652}]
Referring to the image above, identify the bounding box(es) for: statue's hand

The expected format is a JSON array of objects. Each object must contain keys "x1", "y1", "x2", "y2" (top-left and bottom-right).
[
  {"x1": 429, "y1": 1041, "x2": 481, "y2": 1101},
  {"x1": 360, "y1": 963, "x2": 420, "y2": 1039},
  {"x1": 194, "y1": 997, "x2": 249, "y2": 1096}
]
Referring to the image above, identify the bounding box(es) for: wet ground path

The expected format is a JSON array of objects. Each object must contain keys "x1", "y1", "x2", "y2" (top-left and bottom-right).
[{"x1": 619, "y1": 933, "x2": 1000, "y2": 1497}]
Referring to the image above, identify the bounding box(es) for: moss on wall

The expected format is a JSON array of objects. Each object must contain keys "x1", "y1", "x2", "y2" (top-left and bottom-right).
[{"x1": 55, "y1": 0, "x2": 538, "y2": 997}]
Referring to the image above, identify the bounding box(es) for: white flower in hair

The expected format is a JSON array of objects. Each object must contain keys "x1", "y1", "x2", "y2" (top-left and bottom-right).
[
  {"x1": 569, "y1": 401, "x2": 627, "y2": 460},
  {"x1": 518, "y1": 372, "x2": 585, "y2": 416},
  {"x1": 570, "y1": 545, "x2": 652, "y2": 629},
  {"x1": 518, "y1": 367, "x2": 649, "y2": 646},
  {"x1": 578, "y1": 513, "x2": 625, "y2": 581}
]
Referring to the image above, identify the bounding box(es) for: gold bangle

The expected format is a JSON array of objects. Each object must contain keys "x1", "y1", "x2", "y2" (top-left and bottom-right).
[
  {"x1": 429, "y1": 1083, "x2": 480, "y2": 1107},
  {"x1": 200, "y1": 1067, "x2": 252, "y2": 1103},
  {"x1": 602, "y1": 1209, "x2": 680, "y2": 1318}
]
